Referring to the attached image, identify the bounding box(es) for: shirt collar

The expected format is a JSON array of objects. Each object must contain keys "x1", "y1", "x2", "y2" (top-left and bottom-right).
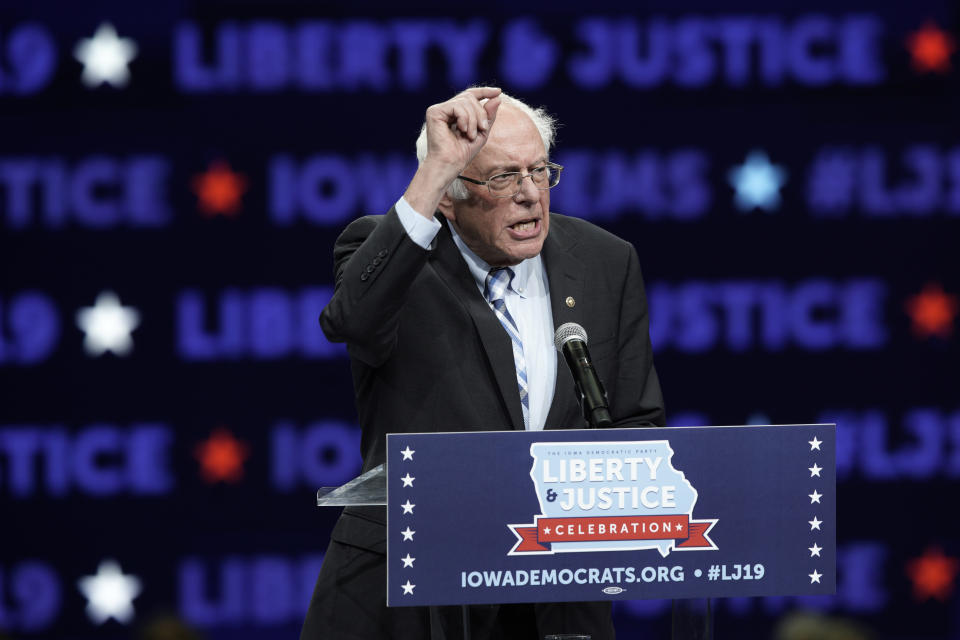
[{"x1": 448, "y1": 222, "x2": 535, "y2": 299}]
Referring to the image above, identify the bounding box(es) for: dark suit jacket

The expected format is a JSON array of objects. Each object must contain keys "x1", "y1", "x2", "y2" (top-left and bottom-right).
[{"x1": 302, "y1": 207, "x2": 665, "y2": 640}]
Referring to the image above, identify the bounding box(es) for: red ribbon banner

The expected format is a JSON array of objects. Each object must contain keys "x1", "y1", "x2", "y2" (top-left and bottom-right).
[{"x1": 512, "y1": 515, "x2": 714, "y2": 553}]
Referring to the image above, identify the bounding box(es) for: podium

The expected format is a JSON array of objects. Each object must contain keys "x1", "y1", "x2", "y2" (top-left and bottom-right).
[{"x1": 317, "y1": 424, "x2": 836, "y2": 639}]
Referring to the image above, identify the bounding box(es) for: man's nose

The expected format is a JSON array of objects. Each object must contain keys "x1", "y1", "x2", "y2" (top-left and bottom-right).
[{"x1": 514, "y1": 173, "x2": 540, "y2": 203}]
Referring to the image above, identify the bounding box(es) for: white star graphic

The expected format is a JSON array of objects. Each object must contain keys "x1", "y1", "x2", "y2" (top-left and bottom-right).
[
  {"x1": 809, "y1": 517, "x2": 822, "y2": 531},
  {"x1": 809, "y1": 490, "x2": 823, "y2": 504},
  {"x1": 401, "y1": 527, "x2": 415, "y2": 541},
  {"x1": 728, "y1": 150, "x2": 787, "y2": 212},
  {"x1": 401, "y1": 580, "x2": 416, "y2": 595},
  {"x1": 809, "y1": 463, "x2": 822, "y2": 477},
  {"x1": 809, "y1": 570, "x2": 822, "y2": 584},
  {"x1": 74, "y1": 23, "x2": 138, "y2": 88},
  {"x1": 400, "y1": 446, "x2": 415, "y2": 460},
  {"x1": 76, "y1": 291, "x2": 141, "y2": 356},
  {"x1": 809, "y1": 437, "x2": 822, "y2": 451},
  {"x1": 401, "y1": 554, "x2": 415, "y2": 568},
  {"x1": 77, "y1": 560, "x2": 142, "y2": 624},
  {"x1": 401, "y1": 473, "x2": 415, "y2": 487},
  {"x1": 809, "y1": 543, "x2": 822, "y2": 557},
  {"x1": 543, "y1": 527, "x2": 551, "y2": 534},
  {"x1": 401, "y1": 500, "x2": 415, "y2": 514}
]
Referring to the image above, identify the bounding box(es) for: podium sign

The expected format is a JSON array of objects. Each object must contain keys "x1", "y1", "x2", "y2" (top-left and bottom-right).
[{"x1": 386, "y1": 424, "x2": 835, "y2": 607}]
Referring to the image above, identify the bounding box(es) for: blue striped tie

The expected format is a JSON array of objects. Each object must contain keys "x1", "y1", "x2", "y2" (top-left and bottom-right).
[{"x1": 484, "y1": 267, "x2": 529, "y2": 429}]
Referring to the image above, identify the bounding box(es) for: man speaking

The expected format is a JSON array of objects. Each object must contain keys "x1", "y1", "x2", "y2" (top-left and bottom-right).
[{"x1": 301, "y1": 87, "x2": 665, "y2": 640}]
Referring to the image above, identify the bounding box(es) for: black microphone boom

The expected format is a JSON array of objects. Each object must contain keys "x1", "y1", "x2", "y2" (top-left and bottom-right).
[{"x1": 554, "y1": 322, "x2": 612, "y2": 428}]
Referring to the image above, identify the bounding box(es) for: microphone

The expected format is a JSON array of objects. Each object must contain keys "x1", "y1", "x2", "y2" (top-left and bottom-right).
[{"x1": 554, "y1": 322, "x2": 612, "y2": 428}]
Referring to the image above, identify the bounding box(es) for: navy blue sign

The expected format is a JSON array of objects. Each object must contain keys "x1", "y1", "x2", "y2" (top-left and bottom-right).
[{"x1": 386, "y1": 425, "x2": 835, "y2": 606}]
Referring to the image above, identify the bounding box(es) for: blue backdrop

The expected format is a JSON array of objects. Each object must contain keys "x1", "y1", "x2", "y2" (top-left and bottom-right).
[{"x1": 2, "y1": 0, "x2": 958, "y2": 638}]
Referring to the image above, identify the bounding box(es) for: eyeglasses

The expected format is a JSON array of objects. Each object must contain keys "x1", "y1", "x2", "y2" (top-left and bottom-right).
[{"x1": 457, "y1": 163, "x2": 563, "y2": 198}]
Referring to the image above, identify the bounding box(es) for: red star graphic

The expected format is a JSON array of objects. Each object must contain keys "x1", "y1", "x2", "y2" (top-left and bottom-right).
[
  {"x1": 906, "y1": 547, "x2": 959, "y2": 602},
  {"x1": 906, "y1": 21, "x2": 957, "y2": 73},
  {"x1": 905, "y1": 283, "x2": 959, "y2": 339},
  {"x1": 194, "y1": 427, "x2": 250, "y2": 483},
  {"x1": 191, "y1": 160, "x2": 248, "y2": 216}
]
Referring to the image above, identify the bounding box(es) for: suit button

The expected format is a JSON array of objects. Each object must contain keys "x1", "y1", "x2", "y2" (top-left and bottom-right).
[
  {"x1": 360, "y1": 272, "x2": 369, "y2": 281},
  {"x1": 365, "y1": 265, "x2": 375, "y2": 273},
  {"x1": 373, "y1": 256, "x2": 382, "y2": 265},
  {"x1": 378, "y1": 249, "x2": 388, "y2": 258}
]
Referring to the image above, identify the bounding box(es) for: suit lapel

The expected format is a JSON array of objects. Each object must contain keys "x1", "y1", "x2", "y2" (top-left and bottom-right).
[
  {"x1": 429, "y1": 218, "x2": 526, "y2": 430},
  {"x1": 541, "y1": 218, "x2": 585, "y2": 429}
]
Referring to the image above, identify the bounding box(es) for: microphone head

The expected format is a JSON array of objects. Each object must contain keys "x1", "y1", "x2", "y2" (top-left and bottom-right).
[{"x1": 554, "y1": 322, "x2": 588, "y2": 351}]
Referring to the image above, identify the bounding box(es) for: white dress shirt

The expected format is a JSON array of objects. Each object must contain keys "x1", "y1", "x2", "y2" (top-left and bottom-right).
[{"x1": 395, "y1": 197, "x2": 557, "y2": 430}]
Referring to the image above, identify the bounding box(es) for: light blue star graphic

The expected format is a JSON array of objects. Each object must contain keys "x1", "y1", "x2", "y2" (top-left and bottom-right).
[{"x1": 728, "y1": 150, "x2": 787, "y2": 212}]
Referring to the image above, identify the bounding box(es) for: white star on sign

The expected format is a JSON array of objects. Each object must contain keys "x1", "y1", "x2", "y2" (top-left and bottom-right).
[
  {"x1": 401, "y1": 473, "x2": 415, "y2": 487},
  {"x1": 728, "y1": 150, "x2": 787, "y2": 212},
  {"x1": 77, "y1": 559, "x2": 142, "y2": 624},
  {"x1": 401, "y1": 527, "x2": 415, "y2": 541},
  {"x1": 809, "y1": 570, "x2": 822, "y2": 584},
  {"x1": 809, "y1": 463, "x2": 822, "y2": 477},
  {"x1": 400, "y1": 446, "x2": 415, "y2": 460},
  {"x1": 74, "y1": 23, "x2": 138, "y2": 88},
  {"x1": 809, "y1": 543, "x2": 822, "y2": 557},
  {"x1": 401, "y1": 500, "x2": 415, "y2": 514},
  {"x1": 401, "y1": 580, "x2": 416, "y2": 595},
  {"x1": 809, "y1": 437, "x2": 822, "y2": 451},
  {"x1": 809, "y1": 517, "x2": 822, "y2": 531},
  {"x1": 401, "y1": 554, "x2": 415, "y2": 568},
  {"x1": 809, "y1": 490, "x2": 822, "y2": 504},
  {"x1": 76, "y1": 291, "x2": 141, "y2": 356}
]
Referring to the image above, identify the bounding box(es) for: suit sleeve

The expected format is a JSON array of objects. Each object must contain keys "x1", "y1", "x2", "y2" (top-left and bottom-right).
[
  {"x1": 319, "y1": 206, "x2": 433, "y2": 367},
  {"x1": 609, "y1": 243, "x2": 666, "y2": 428}
]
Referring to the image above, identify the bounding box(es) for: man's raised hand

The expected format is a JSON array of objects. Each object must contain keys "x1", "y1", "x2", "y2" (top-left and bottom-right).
[
  {"x1": 403, "y1": 87, "x2": 502, "y2": 219},
  {"x1": 423, "y1": 86, "x2": 502, "y2": 173}
]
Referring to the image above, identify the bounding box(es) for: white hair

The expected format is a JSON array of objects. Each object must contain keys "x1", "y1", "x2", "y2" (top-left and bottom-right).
[{"x1": 414, "y1": 91, "x2": 558, "y2": 201}]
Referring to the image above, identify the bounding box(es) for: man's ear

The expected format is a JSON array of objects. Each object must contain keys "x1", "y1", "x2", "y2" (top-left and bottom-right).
[{"x1": 437, "y1": 192, "x2": 455, "y2": 222}]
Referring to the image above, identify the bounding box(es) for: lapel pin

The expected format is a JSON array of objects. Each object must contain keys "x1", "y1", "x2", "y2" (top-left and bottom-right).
[{"x1": 565, "y1": 296, "x2": 575, "y2": 308}]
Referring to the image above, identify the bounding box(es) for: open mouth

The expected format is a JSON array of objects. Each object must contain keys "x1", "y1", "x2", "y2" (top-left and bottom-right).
[{"x1": 507, "y1": 219, "x2": 541, "y2": 239}]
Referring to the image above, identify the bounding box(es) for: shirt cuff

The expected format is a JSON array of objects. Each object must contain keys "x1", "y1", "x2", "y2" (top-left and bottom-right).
[{"x1": 395, "y1": 197, "x2": 442, "y2": 250}]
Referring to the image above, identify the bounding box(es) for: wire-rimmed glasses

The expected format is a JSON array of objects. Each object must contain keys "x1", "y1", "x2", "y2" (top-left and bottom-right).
[{"x1": 457, "y1": 163, "x2": 563, "y2": 198}]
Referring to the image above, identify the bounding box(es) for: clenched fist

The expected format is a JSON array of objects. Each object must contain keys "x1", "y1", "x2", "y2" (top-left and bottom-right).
[{"x1": 404, "y1": 87, "x2": 502, "y2": 218}]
